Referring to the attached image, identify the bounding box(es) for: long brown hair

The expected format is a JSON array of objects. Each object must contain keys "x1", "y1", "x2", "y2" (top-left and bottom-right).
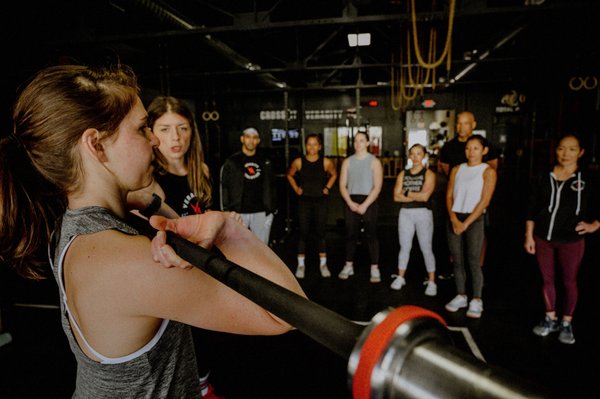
[
  {"x1": 0, "y1": 64, "x2": 139, "y2": 279},
  {"x1": 147, "y1": 96, "x2": 212, "y2": 207}
]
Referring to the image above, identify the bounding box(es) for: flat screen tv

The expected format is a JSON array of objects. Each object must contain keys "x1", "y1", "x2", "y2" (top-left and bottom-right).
[{"x1": 271, "y1": 128, "x2": 300, "y2": 145}]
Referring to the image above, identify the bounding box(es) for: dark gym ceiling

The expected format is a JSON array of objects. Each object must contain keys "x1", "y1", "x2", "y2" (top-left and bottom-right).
[{"x1": 4, "y1": 0, "x2": 599, "y2": 96}]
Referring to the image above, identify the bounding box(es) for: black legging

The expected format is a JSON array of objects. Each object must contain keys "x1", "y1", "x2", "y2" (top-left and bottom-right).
[
  {"x1": 345, "y1": 194, "x2": 379, "y2": 264},
  {"x1": 297, "y1": 196, "x2": 327, "y2": 254}
]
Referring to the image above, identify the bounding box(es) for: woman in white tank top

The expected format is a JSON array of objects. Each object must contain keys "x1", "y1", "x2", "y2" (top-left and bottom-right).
[{"x1": 444, "y1": 135, "x2": 497, "y2": 319}]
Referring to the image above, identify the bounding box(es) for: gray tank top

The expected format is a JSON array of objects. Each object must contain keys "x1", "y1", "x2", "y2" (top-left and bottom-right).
[
  {"x1": 348, "y1": 153, "x2": 374, "y2": 195},
  {"x1": 51, "y1": 207, "x2": 201, "y2": 398}
]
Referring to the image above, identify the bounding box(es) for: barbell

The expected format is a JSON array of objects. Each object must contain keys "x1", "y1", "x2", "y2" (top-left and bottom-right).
[{"x1": 128, "y1": 214, "x2": 556, "y2": 399}]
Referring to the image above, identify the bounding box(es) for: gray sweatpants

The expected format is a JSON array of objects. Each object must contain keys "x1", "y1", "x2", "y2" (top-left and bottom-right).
[
  {"x1": 241, "y1": 211, "x2": 274, "y2": 245},
  {"x1": 397, "y1": 208, "x2": 436, "y2": 273}
]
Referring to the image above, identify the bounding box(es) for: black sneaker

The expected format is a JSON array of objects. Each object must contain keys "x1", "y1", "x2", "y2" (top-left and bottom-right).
[
  {"x1": 532, "y1": 315, "x2": 560, "y2": 337},
  {"x1": 558, "y1": 321, "x2": 575, "y2": 344}
]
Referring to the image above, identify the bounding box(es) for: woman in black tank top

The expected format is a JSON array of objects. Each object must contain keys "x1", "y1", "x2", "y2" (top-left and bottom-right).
[{"x1": 286, "y1": 134, "x2": 338, "y2": 279}]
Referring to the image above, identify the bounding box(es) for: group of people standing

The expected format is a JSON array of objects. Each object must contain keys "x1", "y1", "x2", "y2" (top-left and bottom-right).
[
  {"x1": 286, "y1": 112, "x2": 497, "y2": 319},
  {"x1": 286, "y1": 111, "x2": 599, "y2": 349},
  {"x1": 1, "y1": 63, "x2": 598, "y2": 398},
  {"x1": 107, "y1": 95, "x2": 600, "y2": 357}
]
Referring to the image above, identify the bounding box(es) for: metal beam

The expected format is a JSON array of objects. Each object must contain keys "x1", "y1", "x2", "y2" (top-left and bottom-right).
[
  {"x1": 131, "y1": 0, "x2": 286, "y2": 88},
  {"x1": 53, "y1": 2, "x2": 591, "y2": 45},
  {"x1": 450, "y1": 21, "x2": 528, "y2": 84}
]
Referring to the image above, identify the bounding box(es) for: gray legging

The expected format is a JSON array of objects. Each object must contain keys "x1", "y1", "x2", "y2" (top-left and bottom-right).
[
  {"x1": 397, "y1": 208, "x2": 436, "y2": 273},
  {"x1": 446, "y1": 213, "x2": 485, "y2": 298}
]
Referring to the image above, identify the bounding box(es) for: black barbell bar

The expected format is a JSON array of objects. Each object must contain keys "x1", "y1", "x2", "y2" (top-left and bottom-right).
[{"x1": 128, "y1": 215, "x2": 557, "y2": 399}]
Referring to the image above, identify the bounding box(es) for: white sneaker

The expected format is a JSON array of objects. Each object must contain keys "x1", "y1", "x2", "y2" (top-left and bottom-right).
[
  {"x1": 445, "y1": 294, "x2": 468, "y2": 312},
  {"x1": 424, "y1": 281, "x2": 437, "y2": 296},
  {"x1": 390, "y1": 275, "x2": 406, "y2": 290},
  {"x1": 338, "y1": 265, "x2": 354, "y2": 280},
  {"x1": 466, "y1": 299, "x2": 483, "y2": 318},
  {"x1": 295, "y1": 265, "x2": 305, "y2": 279},
  {"x1": 320, "y1": 264, "x2": 331, "y2": 278},
  {"x1": 370, "y1": 267, "x2": 381, "y2": 283}
]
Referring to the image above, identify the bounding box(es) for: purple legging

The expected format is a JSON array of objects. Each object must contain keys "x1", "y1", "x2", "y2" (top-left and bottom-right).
[{"x1": 533, "y1": 236, "x2": 585, "y2": 317}]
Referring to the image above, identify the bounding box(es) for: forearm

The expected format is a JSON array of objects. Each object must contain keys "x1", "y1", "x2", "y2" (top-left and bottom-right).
[
  {"x1": 463, "y1": 204, "x2": 487, "y2": 228},
  {"x1": 361, "y1": 186, "x2": 382, "y2": 208},
  {"x1": 393, "y1": 191, "x2": 410, "y2": 202},
  {"x1": 407, "y1": 191, "x2": 431, "y2": 202},
  {"x1": 577, "y1": 220, "x2": 600, "y2": 235},
  {"x1": 395, "y1": 189, "x2": 413, "y2": 203},
  {"x1": 217, "y1": 217, "x2": 306, "y2": 299},
  {"x1": 339, "y1": 186, "x2": 353, "y2": 205},
  {"x1": 446, "y1": 194, "x2": 456, "y2": 221},
  {"x1": 325, "y1": 176, "x2": 336, "y2": 190},
  {"x1": 286, "y1": 175, "x2": 300, "y2": 193},
  {"x1": 525, "y1": 220, "x2": 535, "y2": 238}
]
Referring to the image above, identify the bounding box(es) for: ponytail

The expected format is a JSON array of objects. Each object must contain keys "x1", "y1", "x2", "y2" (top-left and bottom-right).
[{"x1": 0, "y1": 135, "x2": 65, "y2": 280}]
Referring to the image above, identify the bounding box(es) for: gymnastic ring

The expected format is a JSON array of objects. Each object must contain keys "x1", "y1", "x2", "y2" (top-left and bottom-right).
[
  {"x1": 202, "y1": 111, "x2": 220, "y2": 121},
  {"x1": 583, "y1": 76, "x2": 598, "y2": 90},
  {"x1": 568, "y1": 76, "x2": 583, "y2": 91}
]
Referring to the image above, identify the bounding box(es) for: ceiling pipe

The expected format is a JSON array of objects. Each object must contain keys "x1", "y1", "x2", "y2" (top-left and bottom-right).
[
  {"x1": 131, "y1": 0, "x2": 286, "y2": 89},
  {"x1": 449, "y1": 23, "x2": 527, "y2": 84},
  {"x1": 73, "y1": 2, "x2": 589, "y2": 43}
]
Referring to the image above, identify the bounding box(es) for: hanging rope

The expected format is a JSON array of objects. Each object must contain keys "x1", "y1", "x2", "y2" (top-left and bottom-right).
[
  {"x1": 406, "y1": 28, "x2": 435, "y2": 95},
  {"x1": 403, "y1": 38, "x2": 422, "y2": 101},
  {"x1": 391, "y1": 25, "x2": 438, "y2": 112},
  {"x1": 390, "y1": 54, "x2": 403, "y2": 111},
  {"x1": 410, "y1": 0, "x2": 455, "y2": 70}
]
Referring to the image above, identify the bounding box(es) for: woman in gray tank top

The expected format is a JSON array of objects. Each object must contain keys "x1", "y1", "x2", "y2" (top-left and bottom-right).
[
  {"x1": 0, "y1": 64, "x2": 306, "y2": 399},
  {"x1": 338, "y1": 130, "x2": 384, "y2": 284}
]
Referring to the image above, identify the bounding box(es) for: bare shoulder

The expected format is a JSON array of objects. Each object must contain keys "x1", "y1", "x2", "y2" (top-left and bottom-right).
[
  {"x1": 67, "y1": 230, "x2": 155, "y2": 282},
  {"x1": 61, "y1": 230, "x2": 160, "y2": 321},
  {"x1": 372, "y1": 155, "x2": 383, "y2": 168},
  {"x1": 484, "y1": 165, "x2": 497, "y2": 177}
]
